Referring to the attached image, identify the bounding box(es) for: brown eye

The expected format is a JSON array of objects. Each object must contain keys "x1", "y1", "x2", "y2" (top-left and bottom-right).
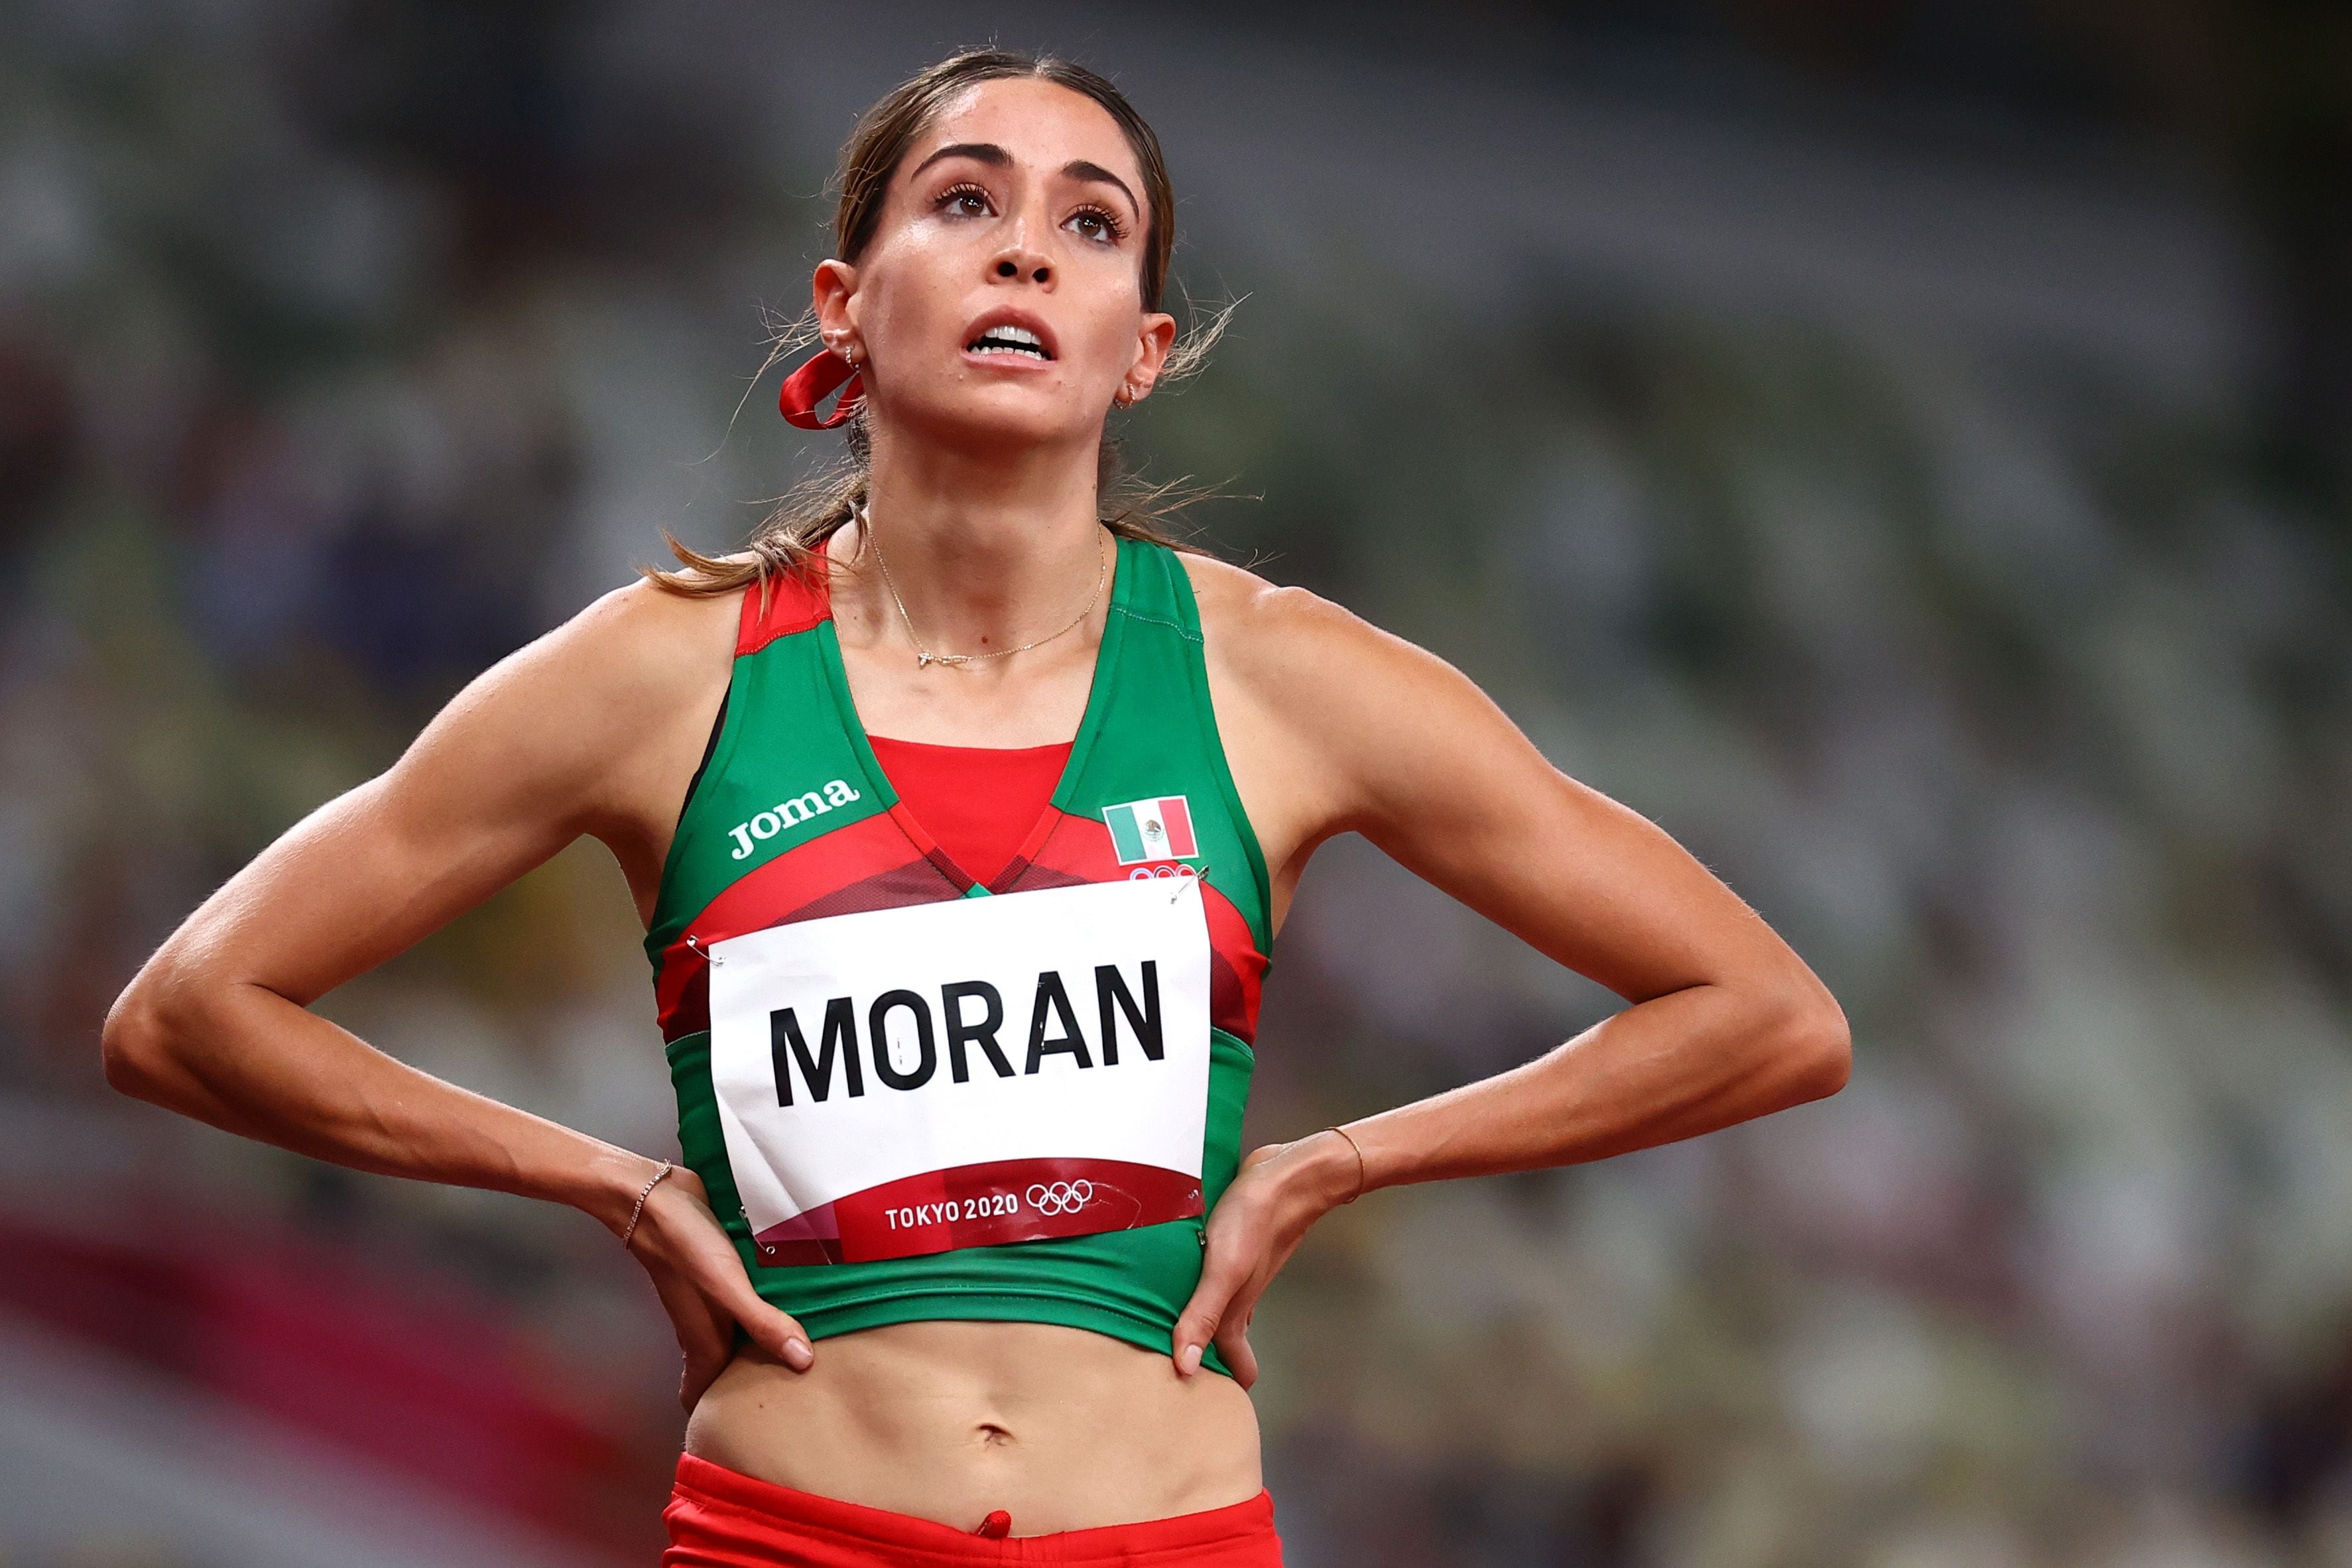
[
  {"x1": 938, "y1": 182, "x2": 992, "y2": 217},
  {"x1": 1070, "y1": 205, "x2": 1126, "y2": 245}
]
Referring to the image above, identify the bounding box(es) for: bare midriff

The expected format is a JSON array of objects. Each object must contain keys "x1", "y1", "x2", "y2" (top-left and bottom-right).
[{"x1": 682, "y1": 1319, "x2": 1264, "y2": 1533}]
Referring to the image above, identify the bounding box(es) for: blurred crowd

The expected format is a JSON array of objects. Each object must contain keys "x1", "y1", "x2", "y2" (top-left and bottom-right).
[{"x1": 4, "y1": 3, "x2": 2349, "y2": 1565}]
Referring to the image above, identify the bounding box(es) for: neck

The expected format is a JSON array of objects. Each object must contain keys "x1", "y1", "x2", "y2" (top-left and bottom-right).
[{"x1": 839, "y1": 429, "x2": 1109, "y2": 658}]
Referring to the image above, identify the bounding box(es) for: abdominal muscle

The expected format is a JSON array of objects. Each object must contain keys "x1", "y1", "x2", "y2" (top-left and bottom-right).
[{"x1": 682, "y1": 1318, "x2": 1265, "y2": 1534}]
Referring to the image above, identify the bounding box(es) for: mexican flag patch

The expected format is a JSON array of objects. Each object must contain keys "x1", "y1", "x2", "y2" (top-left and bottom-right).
[{"x1": 1101, "y1": 795, "x2": 1198, "y2": 865}]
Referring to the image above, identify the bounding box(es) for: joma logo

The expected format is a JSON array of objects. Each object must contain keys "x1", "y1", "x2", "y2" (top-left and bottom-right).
[{"x1": 727, "y1": 779, "x2": 863, "y2": 859}]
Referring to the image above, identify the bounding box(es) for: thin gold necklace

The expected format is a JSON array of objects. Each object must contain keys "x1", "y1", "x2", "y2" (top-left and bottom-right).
[{"x1": 853, "y1": 497, "x2": 1109, "y2": 669}]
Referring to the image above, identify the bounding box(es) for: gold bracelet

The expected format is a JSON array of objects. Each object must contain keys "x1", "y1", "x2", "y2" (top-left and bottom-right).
[
  {"x1": 620, "y1": 1160, "x2": 674, "y2": 1248},
  {"x1": 1323, "y1": 1126, "x2": 1366, "y2": 1204}
]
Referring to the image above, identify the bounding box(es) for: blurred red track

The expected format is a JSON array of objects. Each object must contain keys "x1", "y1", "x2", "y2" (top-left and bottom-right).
[{"x1": 0, "y1": 1199, "x2": 669, "y2": 1565}]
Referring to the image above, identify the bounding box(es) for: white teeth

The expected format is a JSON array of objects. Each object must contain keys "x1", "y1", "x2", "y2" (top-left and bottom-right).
[{"x1": 969, "y1": 324, "x2": 1048, "y2": 356}]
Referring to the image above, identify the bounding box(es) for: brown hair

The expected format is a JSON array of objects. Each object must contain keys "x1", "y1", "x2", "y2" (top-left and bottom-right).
[{"x1": 639, "y1": 47, "x2": 1239, "y2": 607}]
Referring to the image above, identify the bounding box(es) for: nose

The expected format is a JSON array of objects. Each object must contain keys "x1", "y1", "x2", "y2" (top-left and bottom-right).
[
  {"x1": 993, "y1": 248, "x2": 1051, "y2": 286},
  {"x1": 985, "y1": 189, "x2": 1055, "y2": 287},
  {"x1": 991, "y1": 204, "x2": 1052, "y2": 286}
]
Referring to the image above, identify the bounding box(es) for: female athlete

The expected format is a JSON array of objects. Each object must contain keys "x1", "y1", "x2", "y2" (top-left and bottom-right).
[{"x1": 100, "y1": 47, "x2": 1849, "y2": 1566}]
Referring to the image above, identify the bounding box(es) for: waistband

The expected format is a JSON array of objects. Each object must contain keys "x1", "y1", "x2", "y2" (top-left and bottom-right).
[{"x1": 668, "y1": 1451, "x2": 1278, "y2": 1563}]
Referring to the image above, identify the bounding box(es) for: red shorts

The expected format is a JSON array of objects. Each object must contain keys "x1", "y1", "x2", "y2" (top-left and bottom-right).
[{"x1": 661, "y1": 1452, "x2": 1284, "y2": 1566}]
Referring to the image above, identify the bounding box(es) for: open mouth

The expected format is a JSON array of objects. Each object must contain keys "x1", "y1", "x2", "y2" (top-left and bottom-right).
[{"x1": 965, "y1": 325, "x2": 1053, "y2": 360}]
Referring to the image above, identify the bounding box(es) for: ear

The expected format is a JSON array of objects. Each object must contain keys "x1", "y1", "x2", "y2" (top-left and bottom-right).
[
  {"x1": 812, "y1": 259, "x2": 861, "y2": 348},
  {"x1": 1119, "y1": 310, "x2": 1179, "y2": 405}
]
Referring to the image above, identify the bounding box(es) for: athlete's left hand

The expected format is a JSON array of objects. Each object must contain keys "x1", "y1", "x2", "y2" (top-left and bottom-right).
[{"x1": 1172, "y1": 1130, "x2": 1361, "y2": 1388}]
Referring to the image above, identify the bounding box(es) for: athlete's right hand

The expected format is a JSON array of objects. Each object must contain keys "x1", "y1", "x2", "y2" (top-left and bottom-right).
[{"x1": 619, "y1": 1162, "x2": 816, "y2": 1410}]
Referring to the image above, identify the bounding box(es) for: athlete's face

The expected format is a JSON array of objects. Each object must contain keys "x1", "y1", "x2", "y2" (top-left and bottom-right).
[{"x1": 815, "y1": 78, "x2": 1176, "y2": 451}]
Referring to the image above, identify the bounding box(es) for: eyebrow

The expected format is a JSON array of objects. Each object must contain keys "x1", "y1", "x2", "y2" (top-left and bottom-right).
[{"x1": 907, "y1": 141, "x2": 1141, "y2": 220}]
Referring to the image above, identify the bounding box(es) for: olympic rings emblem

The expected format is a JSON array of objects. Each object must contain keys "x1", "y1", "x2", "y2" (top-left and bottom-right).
[
  {"x1": 1026, "y1": 1179, "x2": 1096, "y2": 1215},
  {"x1": 1126, "y1": 863, "x2": 1200, "y2": 880}
]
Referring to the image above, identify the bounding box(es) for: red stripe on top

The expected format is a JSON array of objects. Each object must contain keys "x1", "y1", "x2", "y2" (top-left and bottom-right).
[
  {"x1": 867, "y1": 735, "x2": 1073, "y2": 890},
  {"x1": 736, "y1": 567, "x2": 831, "y2": 655},
  {"x1": 656, "y1": 812, "x2": 954, "y2": 1040},
  {"x1": 658, "y1": 800, "x2": 1269, "y2": 1045}
]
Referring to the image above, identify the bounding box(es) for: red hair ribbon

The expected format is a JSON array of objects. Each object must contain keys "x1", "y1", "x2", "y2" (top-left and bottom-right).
[{"x1": 778, "y1": 345, "x2": 866, "y2": 430}]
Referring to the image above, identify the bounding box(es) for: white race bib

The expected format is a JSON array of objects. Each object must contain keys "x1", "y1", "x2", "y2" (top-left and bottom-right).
[{"x1": 708, "y1": 874, "x2": 1213, "y2": 1265}]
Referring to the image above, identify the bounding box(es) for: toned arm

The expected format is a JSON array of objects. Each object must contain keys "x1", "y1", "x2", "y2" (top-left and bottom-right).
[
  {"x1": 1170, "y1": 572, "x2": 1851, "y2": 1382},
  {"x1": 97, "y1": 577, "x2": 735, "y2": 1230},
  {"x1": 1250, "y1": 579, "x2": 1851, "y2": 1185}
]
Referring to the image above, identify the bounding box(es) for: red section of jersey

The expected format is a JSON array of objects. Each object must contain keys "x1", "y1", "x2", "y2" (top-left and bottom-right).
[
  {"x1": 749, "y1": 1157, "x2": 1205, "y2": 1267},
  {"x1": 662, "y1": 1453, "x2": 1284, "y2": 1565},
  {"x1": 735, "y1": 568, "x2": 831, "y2": 656},
  {"x1": 656, "y1": 812, "x2": 959, "y2": 1041},
  {"x1": 659, "y1": 804, "x2": 1269, "y2": 1046},
  {"x1": 866, "y1": 735, "x2": 1072, "y2": 890}
]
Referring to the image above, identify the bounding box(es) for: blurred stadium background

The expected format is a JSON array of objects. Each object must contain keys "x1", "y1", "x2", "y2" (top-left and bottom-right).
[{"x1": 5, "y1": 2, "x2": 2350, "y2": 1563}]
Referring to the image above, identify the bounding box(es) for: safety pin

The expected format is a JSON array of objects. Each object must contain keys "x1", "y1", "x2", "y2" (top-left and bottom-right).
[
  {"x1": 684, "y1": 933, "x2": 723, "y2": 965},
  {"x1": 1171, "y1": 860, "x2": 1209, "y2": 902}
]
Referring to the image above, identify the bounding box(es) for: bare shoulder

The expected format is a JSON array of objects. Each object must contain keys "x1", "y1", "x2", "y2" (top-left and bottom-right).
[
  {"x1": 424, "y1": 572, "x2": 737, "y2": 743},
  {"x1": 1179, "y1": 544, "x2": 1564, "y2": 855},
  {"x1": 388, "y1": 562, "x2": 747, "y2": 848},
  {"x1": 1177, "y1": 550, "x2": 1483, "y2": 731},
  {"x1": 1174, "y1": 548, "x2": 1519, "y2": 846},
  {"x1": 552, "y1": 567, "x2": 745, "y2": 707},
  {"x1": 125, "y1": 564, "x2": 759, "y2": 1007},
  {"x1": 1176, "y1": 550, "x2": 1393, "y2": 680},
  {"x1": 542, "y1": 568, "x2": 747, "y2": 819}
]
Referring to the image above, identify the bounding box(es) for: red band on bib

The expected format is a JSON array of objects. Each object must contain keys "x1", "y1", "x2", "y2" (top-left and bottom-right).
[{"x1": 750, "y1": 1156, "x2": 1204, "y2": 1266}]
